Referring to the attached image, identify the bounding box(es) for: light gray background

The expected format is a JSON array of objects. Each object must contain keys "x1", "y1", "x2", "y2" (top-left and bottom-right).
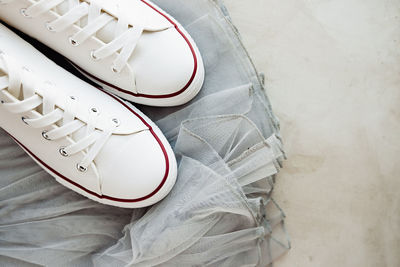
[{"x1": 224, "y1": 0, "x2": 400, "y2": 266}]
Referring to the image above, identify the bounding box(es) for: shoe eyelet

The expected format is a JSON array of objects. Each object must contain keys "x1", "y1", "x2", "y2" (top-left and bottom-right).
[
  {"x1": 90, "y1": 50, "x2": 99, "y2": 61},
  {"x1": 76, "y1": 163, "x2": 87, "y2": 173},
  {"x1": 111, "y1": 118, "x2": 120, "y2": 127},
  {"x1": 69, "y1": 37, "x2": 79, "y2": 46},
  {"x1": 70, "y1": 95, "x2": 77, "y2": 100},
  {"x1": 59, "y1": 147, "x2": 69, "y2": 157},
  {"x1": 111, "y1": 66, "x2": 120, "y2": 73},
  {"x1": 41, "y1": 130, "x2": 51, "y2": 140},
  {"x1": 89, "y1": 107, "x2": 100, "y2": 115},
  {"x1": 0, "y1": 100, "x2": 4, "y2": 104},
  {"x1": 20, "y1": 8, "x2": 30, "y2": 18},
  {"x1": 45, "y1": 22, "x2": 55, "y2": 32},
  {"x1": 21, "y1": 116, "x2": 29, "y2": 125}
]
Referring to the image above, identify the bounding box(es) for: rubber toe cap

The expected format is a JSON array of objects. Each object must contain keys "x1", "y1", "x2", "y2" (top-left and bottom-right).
[
  {"x1": 130, "y1": 27, "x2": 196, "y2": 96},
  {"x1": 95, "y1": 130, "x2": 169, "y2": 200}
]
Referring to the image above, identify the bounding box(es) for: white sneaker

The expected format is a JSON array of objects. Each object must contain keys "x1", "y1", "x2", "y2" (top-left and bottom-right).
[
  {"x1": 0, "y1": 23, "x2": 177, "y2": 208},
  {"x1": 0, "y1": 0, "x2": 205, "y2": 107}
]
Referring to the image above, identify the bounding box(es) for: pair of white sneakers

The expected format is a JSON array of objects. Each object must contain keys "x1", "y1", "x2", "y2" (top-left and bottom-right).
[{"x1": 0, "y1": 0, "x2": 205, "y2": 208}]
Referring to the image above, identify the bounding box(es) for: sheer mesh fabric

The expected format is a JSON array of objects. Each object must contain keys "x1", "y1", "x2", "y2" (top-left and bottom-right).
[{"x1": 0, "y1": 0, "x2": 289, "y2": 266}]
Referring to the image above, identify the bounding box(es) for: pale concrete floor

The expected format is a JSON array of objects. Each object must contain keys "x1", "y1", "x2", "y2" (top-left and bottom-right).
[{"x1": 223, "y1": 0, "x2": 400, "y2": 266}]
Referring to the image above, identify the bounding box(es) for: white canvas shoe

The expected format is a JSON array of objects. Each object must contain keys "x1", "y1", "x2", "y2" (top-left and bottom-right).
[
  {"x1": 0, "y1": 0, "x2": 205, "y2": 107},
  {"x1": 0, "y1": 23, "x2": 177, "y2": 208}
]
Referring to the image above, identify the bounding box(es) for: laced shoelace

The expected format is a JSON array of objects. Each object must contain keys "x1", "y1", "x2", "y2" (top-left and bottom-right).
[
  {"x1": 0, "y1": 53, "x2": 118, "y2": 172},
  {"x1": 1, "y1": 0, "x2": 144, "y2": 73}
]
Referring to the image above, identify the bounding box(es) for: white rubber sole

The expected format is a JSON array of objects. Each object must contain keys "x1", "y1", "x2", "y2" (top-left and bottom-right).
[{"x1": 14, "y1": 102, "x2": 177, "y2": 209}]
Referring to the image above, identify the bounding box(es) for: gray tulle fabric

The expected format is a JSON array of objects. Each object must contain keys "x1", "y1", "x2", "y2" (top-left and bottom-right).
[{"x1": 0, "y1": 0, "x2": 290, "y2": 266}]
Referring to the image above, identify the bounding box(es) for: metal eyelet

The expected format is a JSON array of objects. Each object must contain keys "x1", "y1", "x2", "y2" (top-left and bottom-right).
[
  {"x1": 76, "y1": 163, "x2": 87, "y2": 173},
  {"x1": 90, "y1": 50, "x2": 99, "y2": 61},
  {"x1": 69, "y1": 37, "x2": 79, "y2": 46},
  {"x1": 21, "y1": 116, "x2": 29, "y2": 125},
  {"x1": 111, "y1": 66, "x2": 120, "y2": 73},
  {"x1": 45, "y1": 22, "x2": 55, "y2": 32},
  {"x1": 59, "y1": 147, "x2": 69, "y2": 157},
  {"x1": 41, "y1": 130, "x2": 51, "y2": 140},
  {"x1": 20, "y1": 8, "x2": 30, "y2": 18},
  {"x1": 111, "y1": 118, "x2": 120, "y2": 127},
  {"x1": 90, "y1": 107, "x2": 98, "y2": 113}
]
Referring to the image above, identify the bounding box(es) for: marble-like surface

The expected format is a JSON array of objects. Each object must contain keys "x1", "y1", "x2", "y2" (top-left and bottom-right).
[{"x1": 223, "y1": 0, "x2": 400, "y2": 266}]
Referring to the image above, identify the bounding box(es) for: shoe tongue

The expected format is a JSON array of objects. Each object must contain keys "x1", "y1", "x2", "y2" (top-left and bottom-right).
[
  {"x1": 55, "y1": 0, "x2": 171, "y2": 44},
  {"x1": 71, "y1": 125, "x2": 92, "y2": 144},
  {"x1": 55, "y1": 1, "x2": 117, "y2": 43}
]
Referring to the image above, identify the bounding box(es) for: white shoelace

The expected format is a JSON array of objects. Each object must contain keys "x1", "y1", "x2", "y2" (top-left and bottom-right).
[
  {"x1": 0, "y1": 53, "x2": 118, "y2": 172},
  {"x1": 1, "y1": 0, "x2": 144, "y2": 73}
]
